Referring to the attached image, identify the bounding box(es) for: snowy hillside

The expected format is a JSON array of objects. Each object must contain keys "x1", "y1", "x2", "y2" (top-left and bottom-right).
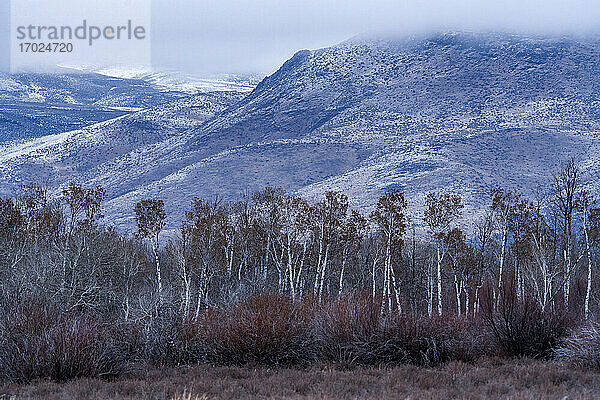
[
  {"x1": 94, "y1": 67, "x2": 261, "y2": 94},
  {"x1": 0, "y1": 69, "x2": 258, "y2": 143},
  {"x1": 0, "y1": 71, "x2": 185, "y2": 142},
  {"x1": 1, "y1": 32, "x2": 599, "y2": 230}
]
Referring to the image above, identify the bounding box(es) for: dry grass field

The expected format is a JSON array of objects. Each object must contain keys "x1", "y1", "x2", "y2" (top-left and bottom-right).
[{"x1": 2, "y1": 359, "x2": 599, "y2": 400}]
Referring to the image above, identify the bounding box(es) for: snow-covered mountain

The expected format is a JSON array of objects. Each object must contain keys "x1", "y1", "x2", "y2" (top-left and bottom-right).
[
  {"x1": 1, "y1": 32, "x2": 600, "y2": 230},
  {"x1": 0, "y1": 90, "x2": 245, "y2": 196}
]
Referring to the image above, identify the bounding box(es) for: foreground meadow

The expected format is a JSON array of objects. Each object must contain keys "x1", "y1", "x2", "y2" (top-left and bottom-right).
[{"x1": 2, "y1": 359, "x2": 600, "y2": 400}]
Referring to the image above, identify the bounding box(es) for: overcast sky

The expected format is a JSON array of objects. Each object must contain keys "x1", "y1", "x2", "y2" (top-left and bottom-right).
[
  {"x1": 5, "y1": 1, "x2": 600, "y2": 75},
  {"x1": 151, "y1": 0, "x2": 600, "y2": 75}
]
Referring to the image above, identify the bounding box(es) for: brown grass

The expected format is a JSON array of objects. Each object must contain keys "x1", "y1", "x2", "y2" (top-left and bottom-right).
[{"x1": 2, "y1": 359, "x2": 599, "y2": 400}]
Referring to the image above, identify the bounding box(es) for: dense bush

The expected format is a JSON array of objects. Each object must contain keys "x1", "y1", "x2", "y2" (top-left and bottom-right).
[
  {"x1": 0, "y1": 293, "x2": 588, "y2": 384},
  {"x1": 483, "y1": 288, "x2": 574, "y2": 359},
  {"x1": 203, "y1": 294, "x2": 317, "y2": 366},
  {"x1": 138, "y1": 293, "x2": 495, "y2": 369},
  {"x1": 142, "y1": 293, "x2": 493, "y2": 368},
  {"x1": 555, "y1": 321, "x2": 600, "y2": 370},
  {"x1": 371, "y1": 315, "x2": 494, "y2": 366},
  {"x1": 137, "y1": 305, "x2": 208, "y2": 367},
  {"x1": 313, "y1": 292, "x2": 382, "y2": 364},
  {"x1": 0, "y1": 302, "x2": 131, "y2": 383},
  {"x1": 138, "y1": 294, "x2": 318, "y2": 367},
  {"x1": 310, "y1": 293, "x2": 475, "y2": 366}
]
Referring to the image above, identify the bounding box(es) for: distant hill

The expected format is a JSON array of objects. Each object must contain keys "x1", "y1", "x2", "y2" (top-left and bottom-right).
[{"x1": 0, "y1": 69, "x2": 258, "y2": 143}]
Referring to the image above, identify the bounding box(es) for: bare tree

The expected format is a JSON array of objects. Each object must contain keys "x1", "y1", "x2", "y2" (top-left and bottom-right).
[
  {"x1": 310, "y1": 192, "x2": 348, "y2": 302},
  {"x1": 371, "y1": 189, "x2": 407, "y2": 314},
  {"x1": 552, "y1": 158, "x2": 580, "y2": 308},
  {"x1": 443, "y1": 228, "x2": 475, "y2": 316},
  {"x1": 424, "y1": 192, "x2": 463, "y2": 316},
  {"x1": 577, "y1": 191, "x2": 598, "y2": 319},
  {"x1": 490, "y1": 188, "x2": 530, "y2": 307},
  {"x1": 473, "y1": 212, "x2": 494, "y2": 316},
  {"x1": 135, "y1": 199, "x2": 166, "y2": 304},
  {"x1": 526, "y1": 196, "x2": 563, "y2": 312},
  {"x1": 276, "y1": 195, "x2": 310, "y2": 300},
  {"x1": 184, "y1": 198, "x2": 226, "y2": 314},
  {"x1": 252, "y1": 188, "x2": 286, "y2": 283},
  {"x1": 338, "y1": 210, "x2": 367, "y2": 296}
]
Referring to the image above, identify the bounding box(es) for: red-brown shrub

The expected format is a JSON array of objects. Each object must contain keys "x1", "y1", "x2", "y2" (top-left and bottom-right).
[
  {"x1": 313, "y1": 292, "x2": 382, "y2": 364},
  {"x1": 358, "y1": 314, "x2": 490, "y2": 366},
  {"x1": 482, "y1": 284, "x2": 574, "y2": 359},
  {"x1": 202, "y1": 293, "x2": 317, "y2": 366},
  {"x1": 0, "y1": 302, "x2": 130, "y2": 383},
  {"x1": 313, "y1": 293, "x2": 491, "y2": 366}
]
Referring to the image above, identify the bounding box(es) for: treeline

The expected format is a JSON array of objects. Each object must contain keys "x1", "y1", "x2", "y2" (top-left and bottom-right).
[
  {"x1": 0, "y1": 159, "x2": 599, "y2": 317},
  {"x1": 0, "y1": 158, "x2": 599, "y2": 382}
]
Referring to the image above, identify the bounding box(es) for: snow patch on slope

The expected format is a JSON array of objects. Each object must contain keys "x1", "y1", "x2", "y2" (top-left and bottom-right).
[{"x1": 95, "y1": 67, "x2": 260, "y2": 94}]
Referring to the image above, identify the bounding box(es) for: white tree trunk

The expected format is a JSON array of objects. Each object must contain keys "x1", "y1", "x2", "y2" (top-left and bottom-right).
[
  {"x1": 465, "y1": 282, "x2": 470, "y2": 317},
  {"x1": 474, "y1": 285, "x2": 480, "y2": 317},
  {"x1": 584, "y1": 210, "x2": 593, "y2": 319},
  {"x1": 152, "y1": 241, "x2": 162, "y2": 304},
  {"x1": 338, "y1": 256, "x2": 347, "y2": 297},
  {"x1": 390, "y1": 263, "x2": 401, "y2": 314},
  {"x1": 287, "y1": 235, "x2": 295, "y2": 301},
  {"x1": 497, "y1": 225, "x2": 507, "y2": 308},
  {"x1": 564, "y1": 247, "x2": 572, "y2": 309},
  {"x1": 454, "y1": 272, "x2": 461, "y2": 316},
  {"x1": 318, "y1": 244, "x2": 329, "y2": 302},
  {"x1": 372, "y1": 258, "x2": 377, "y2": 300},
  {"x1": 383, "y1": 237, "x2": 392, "y2": 313},
  {"x1": 314, "y1": 220, "x2": 325, "y2": 296},
  {"x1": 427, "y1": 262, "x2": 433, "y2": 317},
  {"x1": 437, "y1": 246, "x2": 443, "y2": 316}
]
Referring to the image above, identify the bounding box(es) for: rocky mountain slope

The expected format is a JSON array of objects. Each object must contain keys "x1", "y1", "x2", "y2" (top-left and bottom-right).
[{"x1": 1, "y1": 32, "x2": 599, "y2": 230}]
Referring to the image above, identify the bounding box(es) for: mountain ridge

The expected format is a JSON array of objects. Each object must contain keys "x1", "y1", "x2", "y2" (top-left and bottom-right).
[{"x1": 1, "y1": 31, "x2": 599, "y2": 231}]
